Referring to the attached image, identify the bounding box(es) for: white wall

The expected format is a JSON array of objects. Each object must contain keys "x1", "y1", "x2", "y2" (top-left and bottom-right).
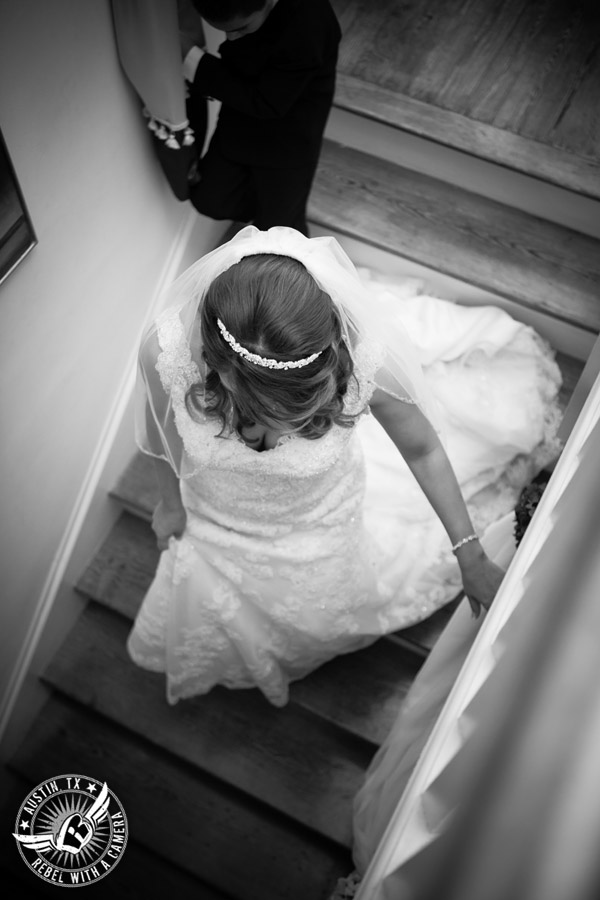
[{"x1": 0, "y1": 0, "x2": 197, "y2": 713}]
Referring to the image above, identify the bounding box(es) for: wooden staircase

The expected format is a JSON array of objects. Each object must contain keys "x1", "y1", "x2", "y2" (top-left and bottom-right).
[
  {"x1": 310, "y1": 140, "x2": 600, "y2": 334},
  {"x1": 2, "y1": 448, "x2": 456, "y2": 898},
  {"x1": 331, "y1": 0, "x2": 600, "y2": 201},
  {"x1": 3, "y1": 1, "x2": 597, "y2": 897}
]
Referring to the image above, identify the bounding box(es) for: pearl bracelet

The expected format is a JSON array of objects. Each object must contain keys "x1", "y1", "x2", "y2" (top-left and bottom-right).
[{"x1": 451, "y1": 533, "x2": 479, "y2": 554}]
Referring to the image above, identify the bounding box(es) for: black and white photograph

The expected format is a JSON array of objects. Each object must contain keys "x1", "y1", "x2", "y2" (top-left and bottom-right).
[{"x1": 1, "y1": 2, "x2": 599, "y2": 898}]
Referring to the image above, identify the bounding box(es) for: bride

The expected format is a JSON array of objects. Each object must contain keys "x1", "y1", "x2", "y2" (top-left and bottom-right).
[{"x1": 127, "y1": 225, "x2": 561, "y2": 706}]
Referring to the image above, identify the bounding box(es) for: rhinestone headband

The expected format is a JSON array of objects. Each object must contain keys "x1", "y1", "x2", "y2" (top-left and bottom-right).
[{"x1": 216, "y1": 318, "x2": 323, "y2": 370}]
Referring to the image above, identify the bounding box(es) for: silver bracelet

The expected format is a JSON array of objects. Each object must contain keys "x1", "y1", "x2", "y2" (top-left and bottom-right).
[{"x1": 451, "y1": 533, "x2": 479, "y2": 554}]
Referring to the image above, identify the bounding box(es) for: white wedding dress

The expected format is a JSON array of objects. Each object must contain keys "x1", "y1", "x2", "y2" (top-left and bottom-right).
[{"x1": 127, "y1": 269, "x2": 562, "y2": 706}]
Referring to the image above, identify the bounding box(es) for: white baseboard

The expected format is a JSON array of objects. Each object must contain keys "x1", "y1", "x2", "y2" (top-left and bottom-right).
[{"x1": 0, "y1": 210, "x2": 224, "y2": 759}]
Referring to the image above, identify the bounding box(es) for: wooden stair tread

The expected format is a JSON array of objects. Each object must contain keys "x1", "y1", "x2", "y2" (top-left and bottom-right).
[
  {"x1": 309, "y1": 140, "x2": 600, "y2": 334},
  {"x1": 3, "y1": 848, "x2": 223, "y2": 900},
  {"x1": 334, "y1": 73, "x2": 600, "y2": 202},
  {"x1": 289, "y1": 636, "x2": 420, "y2": 743},
  {"x1": 331, "y1": 0, "x2": 600, "y2": 200},
  {"x1": 9, "y1": 694, "x2": 351, "y2": 900},
  {"x1": 43, "y1": 602, "x2": 377, "y2": 847},
  {"x1": 110, "y1": 450, "x2": 156, "y2": 521},
  {"x1": 76, "y1": 511, "x2": 158, "y2": 615}
]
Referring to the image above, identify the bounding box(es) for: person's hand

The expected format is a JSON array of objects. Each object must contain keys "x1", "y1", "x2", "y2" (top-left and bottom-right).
[
  {"x1": 152, "y1": 499, "x2": 187, "y2": 552},
  {"x1": 457, "y1": 549, "x2": 505, "y2": 618}
]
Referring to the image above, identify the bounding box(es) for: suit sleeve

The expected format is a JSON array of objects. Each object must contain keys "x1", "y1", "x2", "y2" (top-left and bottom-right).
[{"x1": 188, "y1": 42, "x2": 325, "y2": 120}]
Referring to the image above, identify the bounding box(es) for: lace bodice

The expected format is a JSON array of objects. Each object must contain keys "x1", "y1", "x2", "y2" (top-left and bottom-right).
[{"x1": 155, "y1": 309, "x2": 383, "y2": 478}]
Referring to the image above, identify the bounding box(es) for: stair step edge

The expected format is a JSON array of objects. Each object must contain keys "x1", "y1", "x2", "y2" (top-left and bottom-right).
[
  {"x1": 9, "y1": 693, "x2": 352, "y2": 900},
  {"x1": 42, "y1": 603, "x2": 379, "y2": 849},
  {"x1": 310, "y1": 140, "x2": 600, "y2": 335},
  {"x1": 333, "y1": 73, "x2": 600, "y2": 202}
]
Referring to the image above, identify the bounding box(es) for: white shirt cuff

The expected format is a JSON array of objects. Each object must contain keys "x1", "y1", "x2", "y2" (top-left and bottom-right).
[{"x1": 183, "y1": 46, "x2": 205, "y2": 83}]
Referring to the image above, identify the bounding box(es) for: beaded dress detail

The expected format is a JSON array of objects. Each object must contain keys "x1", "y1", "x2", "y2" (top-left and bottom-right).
[{"x1": 127, "y1": 270, "x2": 562, "y2": 706}]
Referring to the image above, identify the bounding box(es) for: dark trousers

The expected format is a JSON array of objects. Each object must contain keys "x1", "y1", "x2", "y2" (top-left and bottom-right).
[{"x1": 189, "y1": 140, "x2": 319, "y2": 236}]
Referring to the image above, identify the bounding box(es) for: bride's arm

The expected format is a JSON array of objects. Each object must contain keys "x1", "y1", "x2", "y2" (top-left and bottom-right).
[
  {"x1": 369, "y1": 388, "x2": 504, "y2": 615},
  {"x1": 150, "y1": 457, "x2": 187, "y2": 552}
]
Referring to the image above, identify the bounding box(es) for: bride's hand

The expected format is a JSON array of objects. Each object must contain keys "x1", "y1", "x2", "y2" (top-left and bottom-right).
[
  {"x1": 457, "y1": 550, "x2": 505, "y2": 618},
  {"x1": 152, "y1": 500, "x2": 187, "y2": 552}
]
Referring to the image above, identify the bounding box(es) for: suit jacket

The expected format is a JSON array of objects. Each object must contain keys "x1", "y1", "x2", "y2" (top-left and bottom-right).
[{"x1": 188, "y1": 0, "x2": 341, "y2": 168}]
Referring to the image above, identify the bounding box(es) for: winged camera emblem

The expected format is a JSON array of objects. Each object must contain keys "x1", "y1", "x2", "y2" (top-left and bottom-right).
[{"x1": 13, "y1": 782, "x2": 110, "y2": 855}]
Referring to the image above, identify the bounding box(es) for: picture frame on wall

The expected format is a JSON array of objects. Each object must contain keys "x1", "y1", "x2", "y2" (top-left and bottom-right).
[{"x1": 0, "y1": 128, "x2": 36, "y2": 286}]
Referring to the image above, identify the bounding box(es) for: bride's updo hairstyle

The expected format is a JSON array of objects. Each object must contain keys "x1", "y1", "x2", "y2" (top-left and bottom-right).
[{"x1": 186, "y1": 253, "x2": 358, "y2": 439}]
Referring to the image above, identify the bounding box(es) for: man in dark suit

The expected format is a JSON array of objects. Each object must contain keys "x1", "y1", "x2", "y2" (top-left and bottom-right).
[{"x1": 183, "y1": 0, "x2": 341, "y2": 235}]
